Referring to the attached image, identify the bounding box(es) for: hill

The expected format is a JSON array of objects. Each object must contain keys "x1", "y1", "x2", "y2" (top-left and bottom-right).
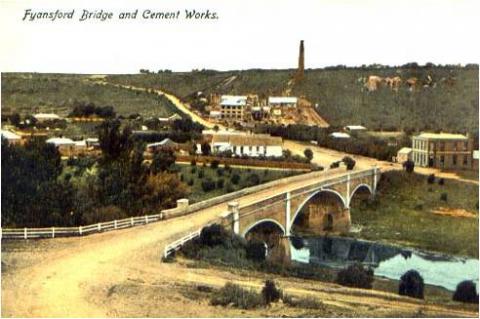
[{"x1": 106, "y1": 64, "x2": 479, "y2": 134}]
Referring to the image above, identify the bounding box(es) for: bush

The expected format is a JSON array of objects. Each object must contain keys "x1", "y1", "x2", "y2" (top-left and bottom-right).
[
  {"x1": 210, "y1": 283, "x2": 264, "y2": 309},
  {"x1": 330, "y1": 161, "x2": 340, "y2": 169},
  {"x1": 304, "y1": 148, "x2": 314, "y2": 162},
  {"x1": 187, "y1": 178, "x2": 194, "y2": 186},
  {"x1": 216, "y1": 168, "x2": 224, "y2": 176},
  {"x1": 216, "y1": 179, "x2": 224, "y2": 189},
  {"x1": 440, "y1": 192, "x2": 448, "y2": 202},
  {"x1": 336, "y1": 263, "x2": 374, "y2": 289},
  {"x1": 403, "y1": 159, "x2": 415, "y2": 173},
  {"x1": 438, "y1": 178, "x2": 445, "y2": 186},
  {"x1": 190, "y1": 159, "x2": 196, "y2": 166},
  {"x1": 225, "y1": 181, "x2": 235, "y2": 193},
  {"x1": 398, "y1": 270, "x2": 424, "y2": 299},
  {"x1": 427, "y1": 174, "x2": 435, "y2": 184},
  {"x1": 231, "y1": 174, "x2": 241, "y2": 185},
  {"x1": 453, "y1": 280, "x2": 478, "y2": 303},
  {"x1": 201, "y1": 178, "x2": 216, "y2": 192},
  {"x1": 283, "y1": 294, "x2": 324, "y2": 309},
  {"x1": 245, "y1": 173, "x2": 261, "y2": 187},
  {"x1": 246, "y1": 240, "x2": 267, "y2": 261},
  {"x1": 342, "y1": 156, "x2": 356, "y2": 170},
  {"x1": 198, "y1": 169, "x2": 204, "y2": 179},
  {"x1": 210, "y1": 160, "x2": 220, "y2": 169},
  {"x1": 190, "y1": 166, "x2": 197, "y2": 174},
  {"x1": 290, "y1": 236, "x2": 305, "y2": 249},
  {"x1": 262, "y1": 280, "x2": 281, "y2": 305},
  {"x1": 199, "y1": 224, "x2": 230, "y2": 247}
]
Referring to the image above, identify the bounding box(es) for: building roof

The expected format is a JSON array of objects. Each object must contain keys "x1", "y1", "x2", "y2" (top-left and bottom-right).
[
  {"x1": 46, "y1": 137, "x2": 75, "y2": 146},
  {"x1": 473, "y1": 150, "x2": 479, "y2": 160},
  {"x1": 158, "y1": 113, "x2": 182, "y2": 122},
  {"x1": 344, "y1": 125, "x2": 367, "y2": 131},
  {"x1": 268, "y1": 97, "x2": 298, "y2": 104},
  {"x1": 415, "y1": 132, "x2": 468, "y2": 140},
  {"x1": 220, "y1": 95, "x2": 247, "y2": 106},
  {"x1": 33, "y1": 113, "x2": 62, "y2": 120},
  {"x1": 330, "y1": 132, "x2": 350, "y2": 139},
  {"x1": 397, "y1": 147, "x2": 412, "y2": 154},
  {"x1": 146, "y1": 138, "x2": 177, "y2": 148},
  {"x1": 212, "y1": 134, "x2": 282, "y2": 146},
  {"x1": 1, "y1": 130, "x2": 21, "y2": 140}
]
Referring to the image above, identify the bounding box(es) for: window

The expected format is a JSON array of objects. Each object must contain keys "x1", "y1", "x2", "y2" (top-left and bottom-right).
[
  {"x1": 440, "y1": 155, "x2": 445, "y2": 167},
  {"x1": 463, "y1": 155, "x2": 468, "y2": 165},
  {"x1": 256, "y1": 146, "x2": 260, "y2": 152},
  {"x1": 453, "y1": 155, "x2": 457, "y2": 166},
  {"x1": 464, "y1": 141, "x2": 469, "y2": 151}
]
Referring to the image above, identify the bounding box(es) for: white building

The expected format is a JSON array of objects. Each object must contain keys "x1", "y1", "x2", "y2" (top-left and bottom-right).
[
  {"x1": 220, "y1": 95, "x2": 247, "y2": 120},
  {"x1": 268, "y1": 97, "x2": 298, "y2": 108},
  {"x1": 33, "y1": 113, "x2": 62, "y2": 122},
  {"x1": 158, "y1": 113, "x2": 182, "y2": 123},
  {"x1": 397, "y1": 147, "x2": 412, "y2": 163},
  {"x1": 211, "y1": 133, "x2": 283, "y2": 158},
  {"x1": 344, "y1": 125, "x2": 367, "y2": 132},
  {"x1": 330, "y1": 132, "x2": 351, "y2": 139},
  {"x1": 1, "y1": 130, "x2": 22, "y2": 145}
]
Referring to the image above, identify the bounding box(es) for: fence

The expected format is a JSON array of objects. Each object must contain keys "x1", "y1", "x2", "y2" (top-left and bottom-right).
[
  {"x1": 1, "y1": 214, "x2": 162, "y2": 240},
  {"x1": 162, "y1": 228, "x2": 202, "y2": 259}
]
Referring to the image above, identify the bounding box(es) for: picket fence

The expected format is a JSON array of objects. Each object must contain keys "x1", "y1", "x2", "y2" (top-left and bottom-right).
[{"x1": 1, "y1": 214, "x2": 162, "y2": 239}]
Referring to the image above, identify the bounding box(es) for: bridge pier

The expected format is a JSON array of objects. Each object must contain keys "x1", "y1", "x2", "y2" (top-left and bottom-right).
[
  {"x1": 228, "y1": 201, "x2": 240, "y2": 235},
  {"x1": 285, "y1": 192, "x2": 291, "y2": 237}
]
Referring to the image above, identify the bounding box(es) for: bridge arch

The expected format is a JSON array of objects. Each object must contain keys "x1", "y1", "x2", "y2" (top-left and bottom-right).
[
  {"x1": 289, "y1": 188, "x2": 347, "y2": 230},
  {"x1": 349, "y1": 183, "x2": 373, "y2": 207},
  {"x1": 242, "y1": 218, "x2": 286, "y2": 238}
]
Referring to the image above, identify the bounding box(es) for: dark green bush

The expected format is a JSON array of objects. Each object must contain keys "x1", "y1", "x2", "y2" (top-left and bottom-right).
[
  {"x1": 427, "y1": 174, "x2": 435, "y2": 184},
  {"x1": 231, "y1": 174, "x2": 241, "y2": 185},
  {"x1": 342, "y1": 156, "x2": 356, "y2": 170},
  {"x1": 453, "y1": 280, "x2": 479, "y2": 303},
  {"x1": 210, "y1": 160, "x2": 220, "y2": 169},
  {"x1": 262, "y1": 280, "x2": 282, "y2": 305},
  {"x1": 440, "y1": 192, "x2": 448, "y2": 202},
  {"x1": 245, "y1": 173, "x2": 261, "y2": 187},
  {"x1": 190, "y1": 159, "x2": 196, "y2": 166},
  {"x1": 246, "y1": 240, "x2": 267, "y2": 261},
  {"x1": 336, "y1": 263, "x2": 374, "y2": 289},
  {"x1": 290, "y1": 236, "x2": 305, "y2": 249},
  {"x1": 216, "y1": 179, "x2": 224, "y2": 189},
  {"x1": 398, "y1": 269, "x2": 424, "y2": 299},
  {"x1": 201, "y1": 178, "x2": 216, "y2": 192},
  {"x1": 198, "y1": 169, "x2": 204, "y2": 179},
  {"x1": 199, "y1": 224, "x2": 230, "y2": 247},
  {"x1": 438, "y1": 178, "x2": 445, "y2": 185}
]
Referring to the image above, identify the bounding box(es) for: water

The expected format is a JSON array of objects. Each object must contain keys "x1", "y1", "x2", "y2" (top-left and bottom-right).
[{"x1": 290, "y1": 236, "x2": 479, "y2": 292}]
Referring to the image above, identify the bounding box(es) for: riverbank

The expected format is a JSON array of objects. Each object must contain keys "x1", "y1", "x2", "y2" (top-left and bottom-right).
[{"x1": 349, "y1": 170, "x2": 479, "y2": 258}]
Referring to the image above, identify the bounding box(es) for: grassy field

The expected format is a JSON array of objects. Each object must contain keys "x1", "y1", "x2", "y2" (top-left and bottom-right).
[
  {"x1": 107, "y1": 65, "x2": 479, "y2": 133},
  {"x1": 175, "y1": 163, "x2": 299, "y2": 203},
  {"x1": 349, "y1": 170, "x2": 479, "y2": 258},
  {"x1": 1, "y1": 73, "x2": 179, "y2": 118}
]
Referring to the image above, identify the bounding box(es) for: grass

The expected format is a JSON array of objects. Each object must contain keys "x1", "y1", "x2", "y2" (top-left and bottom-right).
[
  {"x1": 210, "y1": 283, "x2": 264, "y2": 309},
  {"x1": 1, "y1": 73, "x2": 179, "y2": 118},
  {"x1": 175, "y1": 163, "x2": 299, "y2": 203},
  {"x1": 349, "y1": 170, "x2": 479, "y2": 258}
]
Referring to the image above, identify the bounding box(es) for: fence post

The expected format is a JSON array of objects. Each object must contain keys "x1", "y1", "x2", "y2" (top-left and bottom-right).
[
  {"x1": 24, "y1": 227, "x2": 27, "y2": 240},
  {"x1": 131, "y1": 217, "x2": 134, "y2": 226},
  {"x1": 52, "y1": 227, "x2": 55, "y2": 238},
  {"x1": 114, "y1": 220, "x2": 117, "y2": 229},
  {"x1": 145, "y1": 215, "x2": 149, "y2": 224},
  {"x1": 97, "y1": 223, "x2": 101, "y2": 232},
  {"x1": 79, "y1": 226, "x2": 83, "y2": 236}
]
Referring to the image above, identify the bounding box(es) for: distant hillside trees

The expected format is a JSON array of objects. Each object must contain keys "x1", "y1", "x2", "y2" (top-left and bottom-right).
[{"x1": 69, "y1": 101, "x2": 116, "y2": 118}]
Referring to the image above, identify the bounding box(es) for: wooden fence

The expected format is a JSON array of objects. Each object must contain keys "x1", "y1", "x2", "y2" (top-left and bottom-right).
[{"x1": 1, "y1": 214, "x2": 162, "y2": 240}]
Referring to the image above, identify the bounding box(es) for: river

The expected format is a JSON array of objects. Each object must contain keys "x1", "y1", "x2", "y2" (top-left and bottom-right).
[{"x1": 290, "y1": 235, "x2": 479, "y2": 292}]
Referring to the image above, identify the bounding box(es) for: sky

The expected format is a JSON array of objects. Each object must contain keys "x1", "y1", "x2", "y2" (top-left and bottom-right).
[{"x1": 0, "y1": 0, "x2": 479, "y2": 73}]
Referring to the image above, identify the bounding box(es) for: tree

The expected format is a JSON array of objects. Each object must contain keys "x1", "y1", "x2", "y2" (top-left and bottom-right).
[
  {"x1": 398, "y1": 270, "x2": 424, "y2": 299},
  {"x1": 403, "y1": 159, "x2": 415, "y2": 173},
  {"x1": 201, "y1": 142, "x2": 211, "y2": 156},
  {"x1": 245, "y1": 173, "x2": 261, "y2": 187},
  {"x1": 262, "y1": 280, "x2": 281, "y2": 305},
  {"x1": 151, "y1": 149, "x2": 176, "y2": 174},
  {"x1": 201, "y1": 178, "x2": 216, "y2": 192},
  {"x1": 336, "y1": 263, "x2": 374, "y2": 289},
  {"x1": 453, "y1": 280, "x2": 479, "y2": 303},
  {"x1": 98, "y1": 119, "x2": 133, "y2": 162},
  {"x1": 200, "y1": 224, "x2": 229, "y2": 247},
  {"x1": 304, "y1": 148, "x2": 314, "y2": 162},
  {"x1": 342, "y1": 156, "x2": 356, "y2": 170}
]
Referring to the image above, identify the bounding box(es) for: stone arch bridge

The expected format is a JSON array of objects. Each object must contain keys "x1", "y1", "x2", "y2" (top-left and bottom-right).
[{"x1": 221, "y1": 168, "x2": 380, "y2": 237}]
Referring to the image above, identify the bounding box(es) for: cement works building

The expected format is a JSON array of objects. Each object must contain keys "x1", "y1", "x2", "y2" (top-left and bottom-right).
[{"x1": 411, "y1": 132, "x2": 473, "y2": 169}]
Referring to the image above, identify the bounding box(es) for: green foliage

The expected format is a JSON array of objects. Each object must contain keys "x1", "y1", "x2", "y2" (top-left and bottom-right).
[
  {"x1": 304, "y1": 148, "x2": 314, "y2": 162},
  {"x1": 336, "y1": 263, "x2": 374, "y2": 289},
  {"x1": 216, "y1": 179, "x2": 224, "y2": 189},
  {"x1": 231, "y1": 173, "x2": 241, "y2": 185},
  {"x1": 210, "y1": 283, "x2": 264, "y2": 309},
  {"x1": 97, "y1": 120, "x2": 133, "y2": 163},
  {"x1": 151, "y1": 149, "x2": 176, "y2": 173},
  {"x1": 398, "y1": 270, "x2": 424, "y2": 299},
  {"x1": 403, "y1": 159, "x2": 415, "y2": 173},
  {"x1": 246, "y1": 240, "x2": 266, "y2": 261},
  {"x1": 427, "y1": 174, "x2": 435, "y2": 184},
  {"x1": 69, "y1": 101, "x2": 116, "y2": 118},
  {"x1": 440, "y1": 192, "x2": 448, "y2": 202},
  {"x1": 199, "y1": 224, "x2": 230, "y2": 247},
  {"x1": 210, "y1": 160, "x2": 220, "y2": 169},
  {"x1": 245, "y1": 173, "x2": 261, "y2": 187},
  {"x1": 201, "y1": 178, "x2": 216, "y2": 192},
  {"x1": 342, "y1": 156, "x2": 356, "y2": 170},
  {"x1": 201, "y1": 142, "x2": 211, "y2": 156}
]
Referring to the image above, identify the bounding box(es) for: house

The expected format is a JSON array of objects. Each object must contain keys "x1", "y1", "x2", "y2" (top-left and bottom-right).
[
  {"x1": 46, "y1": 137, "x2": 76, "y2": 156},
  {"x1": 209, "y1": 111, "x2": 222, "y2": 119},
  {"x1": 220, "y1": 95, "x2": 247, "y2": 120},
  {"x1": 146, "y1": 138, "x2": 178, "y2": 153},
  {"x1": 330, "y1": 132, "x2": 350, "y2": 139},
  {"x1": 33, "y1": 113, "x2": 62, "y2": 122},
  {"x1": 344, "y1": 125, "x2": 367, "y2": 132},
  {"x1": 396, "y1": 147, "x2": 412, "y2": 163},
  {"x1": 85, "y1": 138, "x2": 100, "y2": 148},
  {"x1": 211, "y1": 133, "x2": 283, "y2": 158},
  {"x1": 1, "y1": 130, "x2": 22, "y2": 145},
  {"x1": 268, "y1": 97, "x2": 298, "y2": 108},
  {"x1": 411, "y1": 132, "x2": 473, "y2": 169}
]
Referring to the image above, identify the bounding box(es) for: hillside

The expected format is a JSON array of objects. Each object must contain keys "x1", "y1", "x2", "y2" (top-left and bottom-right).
[
  {"x1": 1, "y1": 73, "x2": 179, "y2": 118},
  {"x1": 106, "y1": 65, "x2": 479, "y2": 134}
]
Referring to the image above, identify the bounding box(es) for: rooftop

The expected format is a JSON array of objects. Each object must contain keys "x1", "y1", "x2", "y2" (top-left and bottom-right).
[
  {"x1": 330, "y1": 132, "x2": 350, "y2": 139},
  {"x1": 268, "y1": 97, "x2": 298, "y2": 104},
  {"x1": 46, "y1": 137, "x2": 75, "y2": 146},
  {"x1": 34, "y1": 113, "x2": 62, "y2": 120},
  {"x1": 212, "y1": 134, "x2": 282, "y2": 146},
  {"x1": 220, "y1": 95, "x2": 247, "y2": 106},
  {"x1": 344, "y1": 125, "x2": 367, "y2": 131},
  {"x1": 1, "y1": 130, "x2": 21, "y2": 140},
  {"x1": 416, "y1": 132, "x2": 468, "y2": 140},
  {"x1": 398, "y1": 147, "x2": 413, "y2": 154}
]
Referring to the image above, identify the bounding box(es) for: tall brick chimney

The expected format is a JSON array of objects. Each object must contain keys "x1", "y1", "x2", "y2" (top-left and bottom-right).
[{"x1": 296, "y1": 40, "x2": 305, "y2": 81}]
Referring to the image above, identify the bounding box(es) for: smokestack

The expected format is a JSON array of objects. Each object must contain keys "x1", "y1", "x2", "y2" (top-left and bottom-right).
[{"x1": 296, "y1": 40, "x2": 305, "y2": 81}]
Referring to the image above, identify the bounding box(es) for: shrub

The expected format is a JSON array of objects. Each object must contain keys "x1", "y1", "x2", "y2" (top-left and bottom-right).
[
  {"x1": 427, "y1": 174, "x2": 435, "y2": 184},
  {"x1": 403, "y1": 159, "x2": 415, "y2": 173},
  {"x1": 210, "y1": 160, "x2": 220, "y2": 169},
  {"x1": 336, "y1": 263, "x2": 374, "y2": 289},
  {"x1": 245, "y1": 173, "x2": 261, "y2": 187},
  {"x1": 262, "y1": 280, "x2": 281, "y2": 305},
  {"x1": 201, "y1": 178, "x2": 216, "y2": 192},
  {"x1": 438, "y1": 178, "x2": 445, "y2": 186},
  {"x1": 187, "y1": 178, "x2": 194, "y2": 186},
  {"x1": 199, "y1": 224, "x2": 230, "y2": 247},
  {"x1": 304, "y1": 148, "x2": 314, "y2": 162},
  {"x1": 398, "y1": 270, "x2": 424, "y2": 299},
  {"x1": 290, "y1": 236, "x2": 305, "y2": 249},
  {"x1": 342, "y1": 156, "x2": 356, "y2": 170},
  {"x1": 190, "y1": 159, "x2": 196, "y2": 166},
  {"x1": 216, "y1": 168, "x2": 224, "y2": 176},
  {"x1": 246, "y1": 240, "x2": 267, "y2": 261},
  {"x1": 210, "y1": 283, "x2": 264, "y2": 309},
  {"x1": 216, "y1": 179, "x2": 224, "y2": 189},
  {"x1": 190, "y1": 166, "x2": 197, "y2": 174},
  {"x1": 283, "y1": 294, "x2": 324, "y2": 309},
  {"x1": 330, "y1": 161, "x2": 340, "y2": 169},
  {"x1": 440, "y1": 192, "x2": 448, "y2": 202},
  {"x1": 453, "y1": 280, "x2": 479, "y2": 303},
  {"x1": 225, "y1": 181, "x2": 235, "y2": 193},
  {"x1": 231, "y1": 174, "x2": 241, "y2": 185},
  {"x1": 198, "y1": 169, "x2": 204, "y2": 179}
]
